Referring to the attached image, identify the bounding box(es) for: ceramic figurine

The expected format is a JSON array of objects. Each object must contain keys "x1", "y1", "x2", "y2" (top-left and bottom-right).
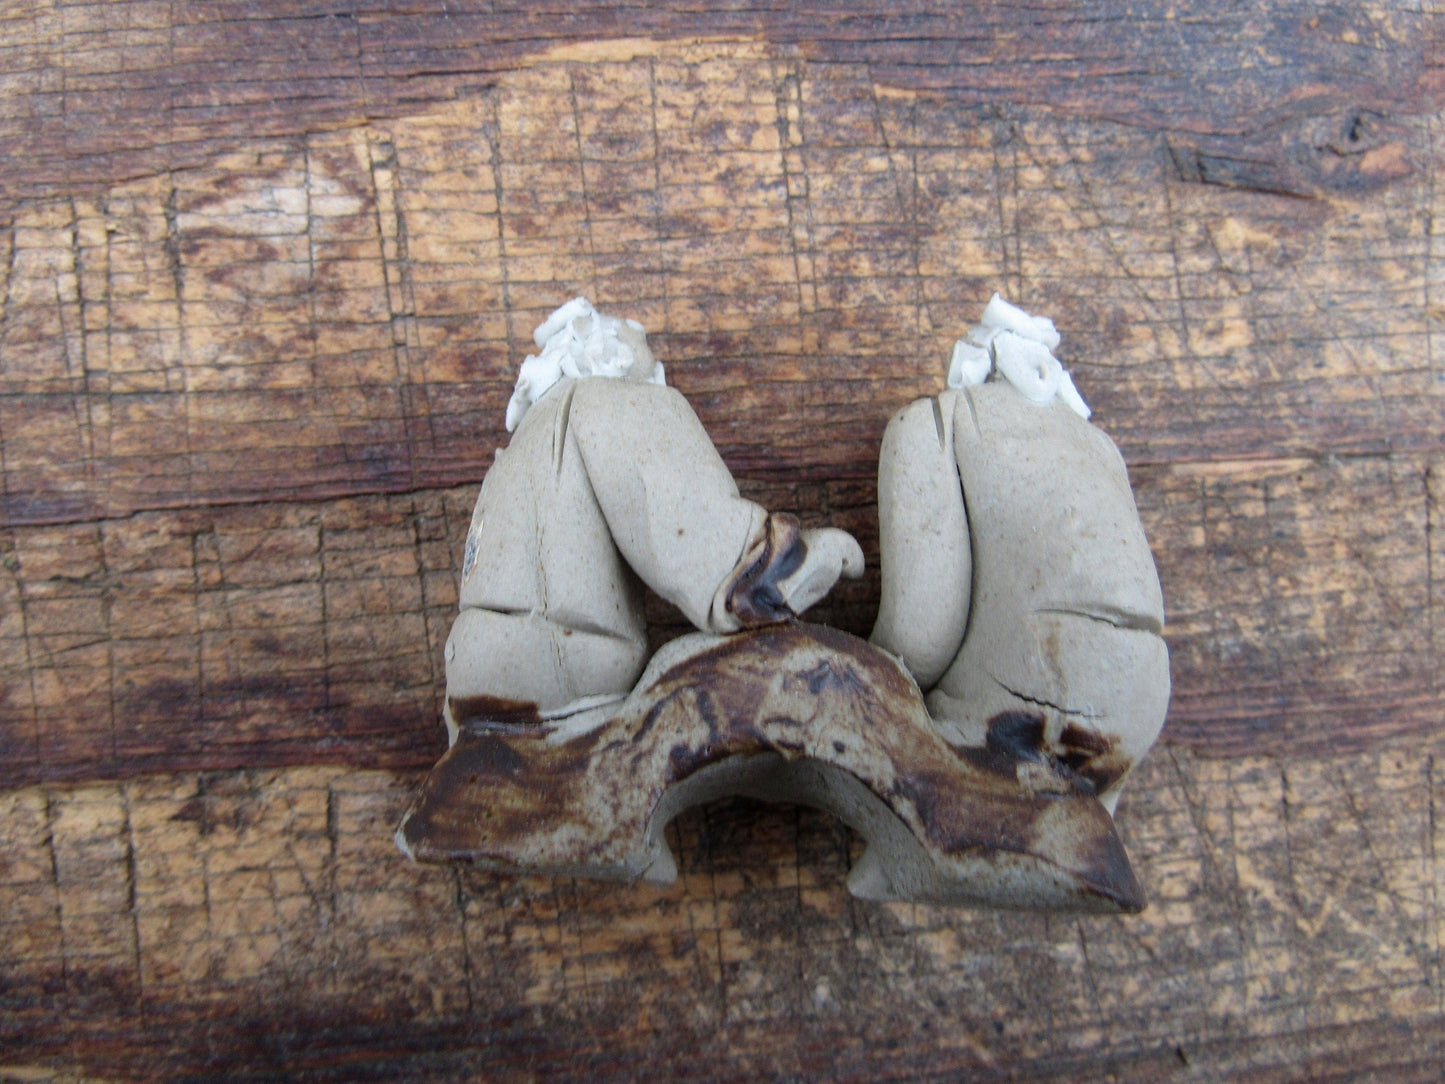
[
  {"x1": 441, "y1": 297, "x2": 864, "y2": 746},
  {"x1": 871, "y1": 295, "x2": 1170, "y2": 815},
  {"x1": 398, "y1": 296, "x2": 1166, "y2": 914}
]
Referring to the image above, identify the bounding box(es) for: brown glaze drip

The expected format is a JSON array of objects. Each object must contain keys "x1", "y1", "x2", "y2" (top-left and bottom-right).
[
  {"x1": 957, "y1": 712, "x2": 1135, "y2": 802},
  {"x1": 401, "y1": 726, "x2": 600, "y2": 862},
  {"x1": 1057, "y1": 723, "x2": 1133, "y2": 795},
  {"x1": 959, "y1": 712, "x2": 1052, "y2": 778},
  {"x1": 723, "y1": 513, "x2": 808, "y2": 627},
  {"x1": 448, "y1": 694, "x2": 543, "y2": 732},
  {"x1": 1059, "y1": 722, "x2": 1111, "y2": 755},
  {"x1": 986, "y1": 711, "x2": 1048, "y2": 763}
]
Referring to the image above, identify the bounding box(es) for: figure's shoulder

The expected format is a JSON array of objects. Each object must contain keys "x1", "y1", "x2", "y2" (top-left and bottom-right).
[
  {"x1": 887, "y1": 394, "x2": 942, "y2": 428},
  {"x1": 950, "y1": 382, "x2": 1124, "y2": 469},
  {"x1": 882, "y1": 394, "x2": 959, "y2": 451},
  {"x1": 569, "y1": 375, "x2": 685, "y2": 410},
  {"x1": 567, "y1": 378, "x2": 703, "y2": 449}
]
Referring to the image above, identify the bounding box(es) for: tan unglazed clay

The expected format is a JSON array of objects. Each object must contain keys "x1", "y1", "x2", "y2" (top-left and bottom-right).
[
  {"x1": 442, "y1": 298, "x2": 863, "y2": 743},
  {"x1": 872, "y1": 300, "x2": 1170, "y2": 814}
]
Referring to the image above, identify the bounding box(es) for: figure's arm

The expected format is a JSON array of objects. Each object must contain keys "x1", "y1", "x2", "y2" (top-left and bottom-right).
[
  {"x1": 568, "y1": 379, "x2": 861, "y2": 633},
  {"x1": 870, "y1": 395, "x2": 971, "y2": 689}
]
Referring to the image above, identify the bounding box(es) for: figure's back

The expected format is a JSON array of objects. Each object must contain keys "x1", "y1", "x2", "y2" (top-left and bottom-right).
[
  {"x1": 460, "y1": 379, "x2": 648, "y2": 647},
  {"x1": 445, "y1": 380, "x2": 651, "y2": 723},
  {"x1": 946, "y1": 383, "x2": 1164, "y2": 630},
  {"x1": 928, "y1": 383, "x2": 1170, "y2": 808}
]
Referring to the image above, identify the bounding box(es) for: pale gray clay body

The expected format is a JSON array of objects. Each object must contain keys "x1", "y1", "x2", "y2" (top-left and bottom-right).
[
  {"x1": 872, "y1": 295, "x2": 1169, "y2": 814},
  {"x1": 443, "y1": 299, "x2": 863, "y2": 743},
  {"x1": 871, "y1": 384, "x2": 1169, "y2": 814},
  {"x1": 401, "y1": 296, "x2": 1167, "y2": 913}
]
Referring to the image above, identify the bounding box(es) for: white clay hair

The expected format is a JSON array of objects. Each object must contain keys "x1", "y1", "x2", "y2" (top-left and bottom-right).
[
  {"x1": 505, "y1": 297, "x2": 666, "y2": 431},
  {"x1": 946, "y1": 293, "x2": 1090, "y2": 419}
]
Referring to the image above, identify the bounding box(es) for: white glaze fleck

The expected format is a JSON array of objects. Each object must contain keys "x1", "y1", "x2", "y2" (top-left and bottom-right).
[
  {"x1": 992, "y1": 332, "x2": 1062, "y2": 403},
  {"x1": 948, "y1": 339, "x2": 992, "y2": 387},
  {"x1": 945, "y1": 293, "x2": 1090, "y2": 419},
  {"x1": 505, "y1": 297, "x2": 666, "y2": 431}
]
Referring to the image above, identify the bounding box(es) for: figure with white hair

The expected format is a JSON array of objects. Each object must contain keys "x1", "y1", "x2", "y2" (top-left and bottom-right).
[
  {"x1": 443, "y1": 298, "x2": 864, "y2": 743},
  {"x1": 870, "y1": 296, "x2": 1171, "y2": 813},
  {"x1": 401, "y1": 296, "x2": 1163, "y2": 911}
]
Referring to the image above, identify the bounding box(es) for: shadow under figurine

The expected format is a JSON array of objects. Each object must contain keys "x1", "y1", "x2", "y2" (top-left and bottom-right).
[{"x1": 398, "y1": 297, "x2": 1169, "y2": 914}]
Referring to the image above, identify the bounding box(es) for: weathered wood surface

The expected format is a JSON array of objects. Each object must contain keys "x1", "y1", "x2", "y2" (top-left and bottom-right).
[{"x1": 1, "y1": 2, "x2": 1443, "y2": 1080}]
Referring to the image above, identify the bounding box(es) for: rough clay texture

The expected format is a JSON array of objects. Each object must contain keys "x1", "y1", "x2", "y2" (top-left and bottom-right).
[
  {"x1": 444, "y1": 368, "x2": 860, "y2": 729},
  {"x1": 422, "y1": 340, "x2": 1163, "y2": 906},
  {"x1": 446, "y1": 375, "x2": 761, "y2": 714},
  {"x1": 2, "y1": 8, "x2": 1444, "y2": 1083},
  {"x1": 874, "y1": 382, "x2": 1170, "y2": 813}
]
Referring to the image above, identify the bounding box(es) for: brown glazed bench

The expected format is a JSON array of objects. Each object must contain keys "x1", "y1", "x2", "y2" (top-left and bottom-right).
[{"x1": 399, "y1": 623, "x2": 1144, "y2": 913}]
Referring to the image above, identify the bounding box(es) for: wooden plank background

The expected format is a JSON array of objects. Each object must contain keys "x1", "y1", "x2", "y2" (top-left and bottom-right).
[{"x1": 1, "y1": 2, "x2": 1442, "y2": 1080}]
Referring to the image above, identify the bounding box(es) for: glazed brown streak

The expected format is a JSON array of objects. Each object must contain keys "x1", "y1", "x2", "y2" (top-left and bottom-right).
[
  {"x1": 400, "y1": 623, "x2": 1145, "y2": 912},
  {"x1": 722, "y1": 513, "x2": 810, "y2": 627},
  {"x1": 447, "y1": 695, "x2": 545, "y2": 731}
]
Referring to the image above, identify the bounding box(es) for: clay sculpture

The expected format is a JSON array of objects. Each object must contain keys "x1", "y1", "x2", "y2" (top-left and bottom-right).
[
  {"x1": 398, "y1": 297, "x2": 1168, "y2": 913},
  {"x1": 871, "y1": 295, "x2": 1170, "y2": 816},
  {"x1": 439, "y1": 297, "x2": 865, "y2": 746}
]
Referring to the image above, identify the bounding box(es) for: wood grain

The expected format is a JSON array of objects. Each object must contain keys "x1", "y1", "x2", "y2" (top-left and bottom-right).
[
  {"x1": 0, "y1": 743, "x2": 1441, "y2": 1080},
  {"x1": 2, "y1": 5, "x2": 1443, "y2": 1081},
  {"x1": 1, "y1": 2, "x2": 1436, "y2": 209},
  {"x1": 2, "y1": 39, "x2": 1442, "y2": 529}
]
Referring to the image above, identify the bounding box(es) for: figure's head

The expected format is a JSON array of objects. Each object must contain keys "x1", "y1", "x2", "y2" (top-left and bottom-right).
[
  {"x1": 505, "y1": 298, "x2": 664, "y2": 431},
  {"x1": 946, "y1": 294, "x2": 1090, "y2": 420}
]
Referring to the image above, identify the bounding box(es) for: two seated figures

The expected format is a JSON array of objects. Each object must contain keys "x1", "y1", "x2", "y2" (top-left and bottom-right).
[{"x1": 397, "y1": 297, "x2": 1169, "y2": 913}]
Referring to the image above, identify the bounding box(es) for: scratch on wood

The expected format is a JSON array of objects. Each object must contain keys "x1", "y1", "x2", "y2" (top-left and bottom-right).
[{"x1": 120, "y1": 782, "x2": 146, "y2": 1028}]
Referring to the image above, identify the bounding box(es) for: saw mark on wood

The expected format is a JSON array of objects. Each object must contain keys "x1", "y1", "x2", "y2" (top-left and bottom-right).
[
  {"x1": 1332, "y1": 762, "x2": 1435, "y2": 983},
  {"x1": 865, "y1": 65, "x2": 930, "y2": 339},
  {"x1": 1429, "y1": 753, "x2": 1443, "y2": 1019}
]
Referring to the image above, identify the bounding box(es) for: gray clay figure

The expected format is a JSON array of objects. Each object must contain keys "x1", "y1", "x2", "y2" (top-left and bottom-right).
[
  {"x1": 398, "y1": 297, "x2": 1167, "y2": 913},
  {"x1": 441, "y1": 298, "x2": 864, "y2": 745},
  {"x1": 871, "y1": 295, "x2": 1170, "y2": 816}
]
